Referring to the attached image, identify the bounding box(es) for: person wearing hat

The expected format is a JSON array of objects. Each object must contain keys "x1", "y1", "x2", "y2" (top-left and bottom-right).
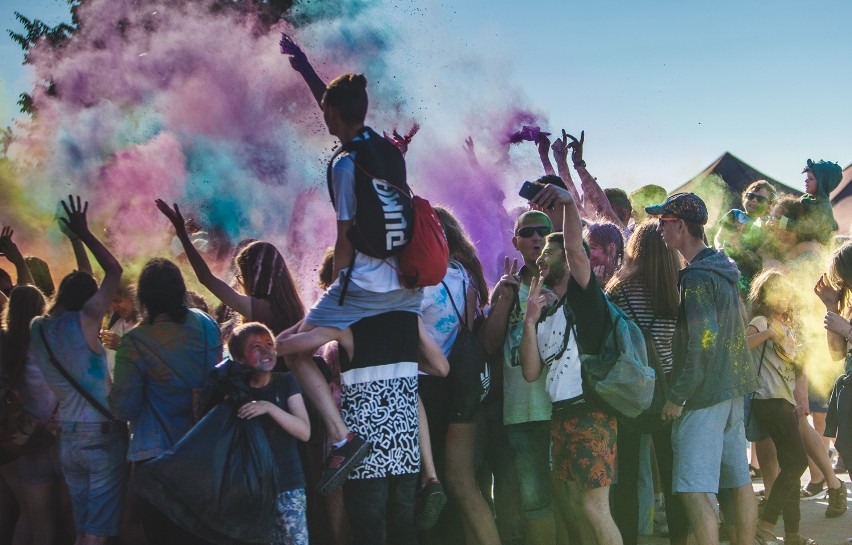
[
  {"x1": 801, "y1": 159, "x2": 843, "y2": 243},
  {"x1": 646, "y1": 193, "x2": 759, "y2": 545}
]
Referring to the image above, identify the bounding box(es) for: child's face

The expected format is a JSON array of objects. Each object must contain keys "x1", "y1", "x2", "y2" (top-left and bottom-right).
[
  {"x1": 805, "y1": 170, "x2": 818, "y2": 195},
  {"x1": 241, "y1": 333, "x2": 277, "y2": 372}
]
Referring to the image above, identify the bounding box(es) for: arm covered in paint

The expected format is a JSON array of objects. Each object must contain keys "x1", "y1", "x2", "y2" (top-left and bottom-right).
[
  {"x1": 155, "y1": 200, "x2": 253, "y2": 319},
  {"x1": 667, "y1": 271, "x2": 718, "y2": 406},
  {"x1": 575, "y1": 166, "x2": 623, "y2": 228},
  {"x1": 418, "y1": 318, "x2": 449, "y2": 377},
  {"x1": 280, "y1": 33, "x2": 327, "y2": 107}
]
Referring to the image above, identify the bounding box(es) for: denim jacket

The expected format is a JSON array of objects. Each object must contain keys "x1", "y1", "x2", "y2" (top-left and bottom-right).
[{"x1": 109, "y1": 309, "x2": 222, "y2": 462}]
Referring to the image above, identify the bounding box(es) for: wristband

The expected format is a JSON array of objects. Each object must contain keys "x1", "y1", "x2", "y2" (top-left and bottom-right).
[{"x1": 574, "y1": 160, "x2": 586, "y2": 168}]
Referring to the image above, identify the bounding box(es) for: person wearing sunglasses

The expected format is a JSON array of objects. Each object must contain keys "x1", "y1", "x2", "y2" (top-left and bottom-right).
[{"x1": 713, "y1": 180, "x2": 778, "y2": 295}]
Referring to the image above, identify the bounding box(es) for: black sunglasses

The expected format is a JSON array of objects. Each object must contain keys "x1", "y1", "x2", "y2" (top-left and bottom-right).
[
  {"x1": 745, "y1": 192, "x2": 768, "y2": 204},
  {"x1": 515, "y1": 226, "x2": 552, "y2": 238}
]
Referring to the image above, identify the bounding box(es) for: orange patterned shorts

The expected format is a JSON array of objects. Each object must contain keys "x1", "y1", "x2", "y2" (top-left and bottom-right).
[{"x1": 551, "y1": 411, "x2": 617, "y2": 489}]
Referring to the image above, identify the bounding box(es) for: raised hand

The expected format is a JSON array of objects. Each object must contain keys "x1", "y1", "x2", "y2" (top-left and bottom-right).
[
  {"x1": 279, "y1": 33, "x2": 310, "y2": 73},
  {"x1": 0, "y1": 226, "x2": 21, "y2": 260},
  {"x1": 566, "y1": 130, "x2": 585, "y2": 166},
  {"x1": 814, "y1": 273, "x2": 842, "y2": 310},
  {"x1": 524, "y1": 274, "x2": 548, "y2": 324},
  {"x1": 493, "y1": 257, "x2": 520, "y2": 301},
  {"x1": 536, "y1": 133, "x2": 551, "y2": 158},
  {"x1": 155, "y1": 199, "x2": 186, "y2": 235},
  {"x1": 59, "y1": 195, "x2": 90, "y2": 239},
  {"x1": 551, "y1": 129, "x2": 570, "y2": 163}
]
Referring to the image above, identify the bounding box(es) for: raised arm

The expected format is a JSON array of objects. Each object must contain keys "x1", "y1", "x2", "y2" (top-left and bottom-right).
[
  {"x1": 58, "y1": 216, "x2": 93, "y2": 275},
  {"x1": 536, "y1": 134, "x2": 555, "y2": 176},
  {"x1": 531, "y1": 184, "x2": 590, "y2": 289},
  {"x1": 0, "y1": 226, "x2": 34, "y2": 286},
  {"x1": 280, "y1": 33, "x2": 327, "y2": 107},
  {"x1": 551, "y1": 130, "x2": 584, "y2": 213},
  {"x1": 59, "y1": 196, "x2": 123, "y2": 329},
  {"x1": 567, "y1": 131, "x2": 623, "y2": 228},
  {"x1": 477, "y1": 257, "x2": 519, "y2": 356},
  {"x1": 156, "y1": 199, "x2": 253, "y2": 318}
]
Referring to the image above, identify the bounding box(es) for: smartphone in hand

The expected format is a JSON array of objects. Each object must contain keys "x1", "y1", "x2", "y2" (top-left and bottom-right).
[{"x1": 519, "y1": 181, "x2": 545, "y2": 201}]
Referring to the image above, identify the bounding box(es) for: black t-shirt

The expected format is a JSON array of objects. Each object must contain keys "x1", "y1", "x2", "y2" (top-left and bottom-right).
[
  {"x1": 565, "y1": 271, "x2": 609, "y2": 356},
  {"x1": 248, "y1": 372, "x2": 305, "y2": 492}
]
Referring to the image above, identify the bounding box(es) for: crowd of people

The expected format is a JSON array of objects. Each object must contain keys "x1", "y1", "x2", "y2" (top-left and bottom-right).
[{"x1": 0, "y1": 34, "x2": 849, "y2": 545}]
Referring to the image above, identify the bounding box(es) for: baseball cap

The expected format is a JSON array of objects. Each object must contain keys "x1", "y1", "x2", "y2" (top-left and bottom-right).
[{"x1": 644, "y1": 192, "x2": 708, "y2": 225}]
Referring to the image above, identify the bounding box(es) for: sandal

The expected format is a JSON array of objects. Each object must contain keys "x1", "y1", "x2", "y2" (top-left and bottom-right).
[
  {"x1": 801, "y1": 479, "x2": 826, "y2": 497},
  {"x1": 785, "y1": 533, "x2": 817, "y2": 545}
]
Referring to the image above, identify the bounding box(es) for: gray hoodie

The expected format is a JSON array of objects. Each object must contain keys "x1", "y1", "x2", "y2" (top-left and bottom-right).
[{"x1": 669, "y1": 248, "x2": 758, "y2": 410}]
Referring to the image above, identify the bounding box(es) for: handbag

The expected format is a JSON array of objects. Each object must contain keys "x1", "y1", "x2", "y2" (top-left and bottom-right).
[{"x1": 442, "y1": 279, "x2": 490, "y2": 421}]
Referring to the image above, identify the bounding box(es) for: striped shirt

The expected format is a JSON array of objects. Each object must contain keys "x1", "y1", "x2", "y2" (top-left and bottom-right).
[{"x1": 609, "y1": 278, "x2": 677, "y2": 374}]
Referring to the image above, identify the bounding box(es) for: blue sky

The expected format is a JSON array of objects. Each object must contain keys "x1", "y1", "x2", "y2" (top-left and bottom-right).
[{"x1": 2, "y1": 0, "x2": 850, "y2": 191}]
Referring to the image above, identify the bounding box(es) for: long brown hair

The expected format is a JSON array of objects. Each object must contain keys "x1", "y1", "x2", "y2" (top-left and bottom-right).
[
  {"x1": 433, "y1": 206, "x2": 489, "y2": 308},
  {"x1": 748, "y1": 269, "x2": 792, "y2": 322},
  {"x1": 828, "y1": 242, "x2": 852, "y2": 319},
  {"x1": 1, "y1": 285, "x2": 46, "y2": 386},
  {"x1": 235, "y1": 241, "x2": 304, "y2": 333},
  {"x1": 606, "y1": 220, "x2": 681, "y2": 317}
]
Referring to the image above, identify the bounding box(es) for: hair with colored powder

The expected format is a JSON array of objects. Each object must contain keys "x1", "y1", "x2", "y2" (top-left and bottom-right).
[
  {"x1": 434, "y1": 206, "x2": 489, "y2": 307},
  {"x1": 513, "y1": 210, "x2": 553, "y2": 234},
  {"x1": 604, "y1": 188, "x2": 633, "y2": 222},
  {"x1": 323, "y1": 74, "x2": 369, "y2": 125},
  {"x1": 606, "y1": 220, "x2": 681, "y2": 317},
  {"x1": 748, "y1": 268, "x2": 792, "y2": 323},
  {"x1": 137, "y1": 258, "x2": 189, "y2": 324},
  {"x1": 235, "y1": 241, "x2": 304, "y2": 334},
  {"x1": 584, "y1": 221, "x2": 624, "y2": 270},
  {"x1": 228, "y1": 321, "x2": 274, "y2": 364},
  {"x1": 827, "y1": 242, "x2": 852, "y2": 319},
  {"x1": 51, "y1": 270, "x2": 97, "y2": 314},
  {"x1": 1, "y1": 285, "x2": 47, "y2": 387}
]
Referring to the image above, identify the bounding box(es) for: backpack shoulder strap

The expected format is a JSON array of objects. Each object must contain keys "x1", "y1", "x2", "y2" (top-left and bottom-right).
[
  {"x1": 441, "y1": 279, "x2": 468, "y2": 330},
  {"x1": 127, "y1": 333, "x2": 193, "y2": 389}
]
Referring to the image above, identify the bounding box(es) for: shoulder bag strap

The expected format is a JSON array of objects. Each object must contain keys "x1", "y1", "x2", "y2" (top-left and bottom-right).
[
  {"x1": 38, "y1": 326, "x2": 118, "y2": 423},
  {"x1": 441, "y1": 279, "x2": 468, "y2": 330}
]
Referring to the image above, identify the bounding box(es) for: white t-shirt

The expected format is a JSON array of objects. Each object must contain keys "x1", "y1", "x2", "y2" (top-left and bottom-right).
[
  {"x1": 332, "y1": 135, "x2": 403, "y2": 293},
  {"x1": 536, "y1": 299, "x2": 583, "y2": 403},
  {"x1": 749, "y1": 316, "x2": 796, "y2": 404},
  {"x1": 420, "y1": 262, "x2": 469, "y2": 357}
]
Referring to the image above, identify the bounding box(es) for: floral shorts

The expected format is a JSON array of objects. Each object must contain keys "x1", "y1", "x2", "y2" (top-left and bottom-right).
[
  {"x1": 551, "y1": 411, "x2": 617, "y2": 489},
  {"x1": 273, "y1": 488, "x2": 308, "y2": 545}
]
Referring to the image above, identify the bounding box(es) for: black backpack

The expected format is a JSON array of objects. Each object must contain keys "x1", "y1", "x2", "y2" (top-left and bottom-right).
[{"x1": 327, "y1": 126, "x2": 414, "y2": 259}]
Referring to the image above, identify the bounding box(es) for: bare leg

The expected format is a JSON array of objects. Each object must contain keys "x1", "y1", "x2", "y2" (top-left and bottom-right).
[
  {"x1": 731, "y1": 484, "x2": 757, "y2": 545},
  {"x1": 579, "y1": 485, "x2": 622, "y2": 545},
  {"x1": 445, "y1": 422, "x2": 502, "y2": 545},
  {"x1": 798, "y1": 414, "x2": 841, "y2": 489},
  {"x1": 285, "y1": 322, "x2": 350, "y2": 443},
  {"x1": 680, "y1": 492, "x2": 719, "y2": 545}
]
